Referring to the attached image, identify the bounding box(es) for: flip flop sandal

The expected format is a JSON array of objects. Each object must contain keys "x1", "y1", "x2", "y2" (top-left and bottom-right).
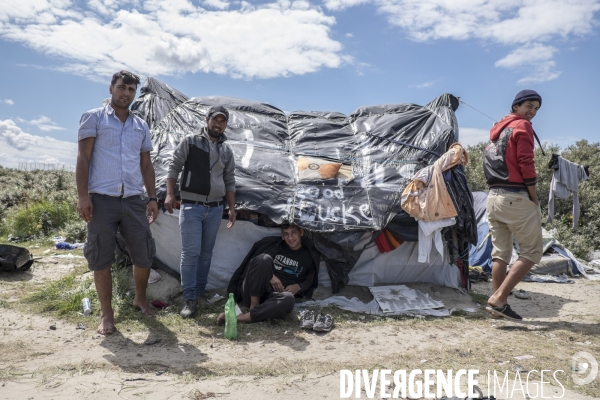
[
  {"x1": 514, "y1": 289, "x2": 531, "y2": 300},
  {"x1": 489, "y1": 311, "x2": 502, "y2": 319},
  {"x1": 486, "y1": 304, "x2": 523, "y2": 321}
]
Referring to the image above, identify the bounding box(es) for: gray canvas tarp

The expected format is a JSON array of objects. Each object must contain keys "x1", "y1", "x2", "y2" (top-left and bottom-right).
[{"x1": 150, "y1": 213, "x2": 461, "y2": 291}]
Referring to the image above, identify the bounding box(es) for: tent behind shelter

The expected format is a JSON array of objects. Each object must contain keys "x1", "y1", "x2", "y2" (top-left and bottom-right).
[{"x1": 468, "y1": 191, "x2": 590, "y2": 279}]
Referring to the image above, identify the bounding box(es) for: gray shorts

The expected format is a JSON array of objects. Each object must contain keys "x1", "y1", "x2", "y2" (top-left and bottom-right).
[{"x1": 84, "y1": 194, "x2": 155, "y2": 271}]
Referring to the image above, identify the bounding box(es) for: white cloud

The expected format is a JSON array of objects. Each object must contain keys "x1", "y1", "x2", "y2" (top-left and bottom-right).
[
  {"x1": 326, "y1": 0, "x2": 370, "y2": 10},
  {"x1": 14, "y1": 115, "x2": 66, "y2": 131},
  {"x1": 495, "y1": 43, "x2": 558, "y2": 69},
  {"x1": 413, "y1": 80, "x2": 437, "y2": 89},
  {"x1": 323, "y1": 0, "x2": 600, "y2": 82},
  {"x1": 204, "y1": 0, "x2": 230, "y2": 10},
  {"x1": 88, "y1": 0, "x2": 131, "y2": 15},
  {"x1": 0, "y1": 119, "x2": 34, "y2": 150},
  {"x1": 495, "y1": 43, "x2": 561, "y2": 83},
  {"x1": 0, "y1": 119, "x2": 77, "y2": 168},
  {"x1": 0, "y1": 0, "x2": 345, "y2": 80},
  {"x1": 27, "y1": 115, "x2": 66, "y2": 132},
  {"x1": 325, "y1": 0, "x2": 600, "y2": 44},
  {"x1": 354, "y1": 61, "x2": 372, "y2": 76},
  {"x1": 3, "y1": 99, "x2": 14, "y2": 105},
  {"x1": 459, "y1": 127, "x2": 489, "y2": 148},
  {"x1": 345, "y1": 32, "x2": 353, "y2": 38}
]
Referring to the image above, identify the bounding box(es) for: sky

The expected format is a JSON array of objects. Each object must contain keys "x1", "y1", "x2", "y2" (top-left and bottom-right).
[{"x1": 1, "y1": 0, "x2": 599, "y2": 169}]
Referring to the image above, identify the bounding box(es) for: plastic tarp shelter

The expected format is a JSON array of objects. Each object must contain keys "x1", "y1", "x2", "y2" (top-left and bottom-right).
[{"x1": 132, "y1": 77, "x2": 476, "y2": 292}]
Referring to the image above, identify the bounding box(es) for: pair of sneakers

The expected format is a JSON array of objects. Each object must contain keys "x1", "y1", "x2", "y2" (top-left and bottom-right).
[{"x1": 299, "y1": 310, "x2": 334, "y2": 332}]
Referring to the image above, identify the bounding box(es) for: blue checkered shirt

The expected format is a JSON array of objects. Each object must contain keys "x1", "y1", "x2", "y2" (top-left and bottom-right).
[{"x1": 78, "y1": 104, "x2": 153, "y2": 197}]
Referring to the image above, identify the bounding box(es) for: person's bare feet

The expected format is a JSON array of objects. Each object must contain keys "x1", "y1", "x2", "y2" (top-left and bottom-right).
[
  {"x1": 487, "y1": 290, "x2": 508, "y2": 309},
  {"x1": 133, "y1": 298, "x2": 157, "y2": 317},
  {"x1": 217, "y1": 312, "x2": 252, "y2": 324},
  {"x1": 98, "y1": 314, "x2": 115, "y2": 335}
]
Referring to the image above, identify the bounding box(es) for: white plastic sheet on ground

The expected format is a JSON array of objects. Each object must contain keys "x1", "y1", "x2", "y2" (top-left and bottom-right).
[
  {"x1": 297, "y1": 296, "x2": 382, "y2": 315},
  {"x1": 297, "y1": 286, "x2": 451, "y2": 317},
  {"x1": 369, "y1": 285, "x2": 450, "y2": 316}
]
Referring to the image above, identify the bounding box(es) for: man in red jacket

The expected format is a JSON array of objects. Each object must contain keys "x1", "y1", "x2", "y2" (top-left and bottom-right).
[{"x1": 483, "y1": 89, "x2": 543, "y2": 320}]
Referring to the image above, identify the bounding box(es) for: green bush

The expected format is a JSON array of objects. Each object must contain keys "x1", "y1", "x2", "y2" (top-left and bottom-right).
[
  {"x1": 0, "y1": 168, "x2": 76, "y2": 217},
  {"x1": 7, "y1": 199, "x2": 77, "y2": 238},
  {"x1": 0, "y1": 167, "x2": 77, "y2": 239},
  {"x1": 465, "y1": 139, "x2": 600, "y2": 259},
  {"x1": 62, "y1": 219, "x2": 88, "y2": 243}
]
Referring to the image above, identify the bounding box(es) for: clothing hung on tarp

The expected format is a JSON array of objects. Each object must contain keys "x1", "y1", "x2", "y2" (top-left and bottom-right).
[
  {"x1": 418, "y1": 217, "x2": 456, "y2": 263},
  {"x1": 401, "y1": 143, "x2": 469, "y2": 222},
  {"x1": 547, "y1": 155, "x2": 588, "y2": 228}
]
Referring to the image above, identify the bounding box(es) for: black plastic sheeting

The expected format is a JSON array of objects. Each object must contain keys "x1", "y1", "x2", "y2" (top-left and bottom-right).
[
  {"x1": 0, "y1": 244, "x2": 33, "y2": 272},
  {"x1": 131, "y1": 77, "x2": 476, "y2": 291},
  {"x1": 308, "y1": 231, "x2": 365, "y2": 293}
]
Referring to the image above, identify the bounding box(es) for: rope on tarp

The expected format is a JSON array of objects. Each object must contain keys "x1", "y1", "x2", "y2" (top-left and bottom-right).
[
  {"x1": 458, "y1": 98, "x2": 496, "y2": 123},
  {"x1": 365, "y1": 132, "x2": 442, "y2": 157}
]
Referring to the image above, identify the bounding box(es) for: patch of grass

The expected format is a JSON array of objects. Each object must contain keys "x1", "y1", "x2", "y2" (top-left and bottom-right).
[
  {"x1": 23, "y1": 263, "x2": 136, "y2": 319},
  {"x1": 27, "y1": 273, "x2": 95, "y2": 315},
  {"x1": 6, "y1": 199, "x2": 77, "y2": 238},
  {"x1": 469, "y1": 291, "x2": 489, "y2": 306}
]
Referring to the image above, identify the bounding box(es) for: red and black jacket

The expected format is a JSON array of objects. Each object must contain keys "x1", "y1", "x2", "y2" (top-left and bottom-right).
[{"x1": 483, "y1": 113, "x2": 537, "y2": 189}]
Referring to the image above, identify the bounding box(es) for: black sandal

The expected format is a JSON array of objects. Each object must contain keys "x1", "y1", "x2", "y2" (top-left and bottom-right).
[{"x1": 486, "y1": 304, "x2": 522, "y2": 321}]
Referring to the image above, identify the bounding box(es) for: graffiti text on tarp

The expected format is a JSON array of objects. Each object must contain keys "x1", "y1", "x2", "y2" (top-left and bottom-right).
[{"x1": 289, "y1": 186, "x2": 372, "y2": 226}]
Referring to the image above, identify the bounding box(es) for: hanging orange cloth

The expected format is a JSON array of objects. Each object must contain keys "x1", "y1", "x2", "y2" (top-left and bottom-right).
[
  {"x1": 384, "y1": 229, "x2": 403, "y2": 249},
  {"x1": 400, "y1": 143, "x2": 469, "y2": 222},
  {"x1": 376, "y1": 232, "x2": 393, "y2": 253}
]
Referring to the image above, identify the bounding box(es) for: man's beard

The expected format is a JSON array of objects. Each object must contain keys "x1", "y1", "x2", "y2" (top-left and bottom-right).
[
  {"x1": 111, "y1": 97, "x2": 132, "y2": 110},
  {"x1": 207, "y1": 128, "x2": 222, "y2": 139}
]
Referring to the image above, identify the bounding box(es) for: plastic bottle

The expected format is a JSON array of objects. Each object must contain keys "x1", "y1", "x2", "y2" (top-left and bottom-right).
[
  {"x1": 82, "y1": 298, "x2": 92, "y2": 315},
  {"x1": 224, "y1": 293, "x2": 237, "y2": 340}
]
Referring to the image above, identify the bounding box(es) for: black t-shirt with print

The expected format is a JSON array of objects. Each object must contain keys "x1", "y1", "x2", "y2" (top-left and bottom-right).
[{"x1": 272, "y1": 244, "x2": 315, "y2": 290}]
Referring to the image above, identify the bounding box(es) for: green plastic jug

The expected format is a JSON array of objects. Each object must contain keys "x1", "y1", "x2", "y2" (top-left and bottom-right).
[{"x1": 224, "y1": 293, "x2": 237, "y2": 340}]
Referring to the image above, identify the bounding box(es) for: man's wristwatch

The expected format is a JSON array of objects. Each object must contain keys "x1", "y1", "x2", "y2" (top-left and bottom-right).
[{"x1": 148, "y1": 197, "x2": 158, "y2": 203}]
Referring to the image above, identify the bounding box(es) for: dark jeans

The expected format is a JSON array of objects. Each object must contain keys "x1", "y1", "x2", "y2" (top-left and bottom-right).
[{"x1": 242, "y1": 254, "x2": 295, "y2": 322}]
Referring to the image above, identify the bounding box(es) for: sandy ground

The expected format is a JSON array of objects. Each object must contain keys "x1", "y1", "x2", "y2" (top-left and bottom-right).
[{"x1": 1, "y1": 258, "x2": 599, "y2": 399}]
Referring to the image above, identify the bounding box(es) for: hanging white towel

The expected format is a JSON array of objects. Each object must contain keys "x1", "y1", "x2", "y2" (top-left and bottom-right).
[{"x1": 418, "y1": 217, "x2": 456, "y2": 263}]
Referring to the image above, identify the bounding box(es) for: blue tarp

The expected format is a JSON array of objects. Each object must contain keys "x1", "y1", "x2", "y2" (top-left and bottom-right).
[{"x1": 469, "y1": 222, "x2": 492, "y2": 273}]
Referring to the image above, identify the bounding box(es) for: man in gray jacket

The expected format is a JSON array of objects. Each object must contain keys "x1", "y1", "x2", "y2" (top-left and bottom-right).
[{"x1": 164, "y1": 105, "x2": 236, "y2": 318}]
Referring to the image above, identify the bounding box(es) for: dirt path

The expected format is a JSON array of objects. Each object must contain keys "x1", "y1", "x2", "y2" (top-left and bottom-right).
[{"x1": 1, "y1": 260, "x2": 599, "y2": 399}]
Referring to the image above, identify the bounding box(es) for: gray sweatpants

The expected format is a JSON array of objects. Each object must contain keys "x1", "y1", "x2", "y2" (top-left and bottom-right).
[{"x1": 241, "y1": 254, "x2": 295, "y2": 322}]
